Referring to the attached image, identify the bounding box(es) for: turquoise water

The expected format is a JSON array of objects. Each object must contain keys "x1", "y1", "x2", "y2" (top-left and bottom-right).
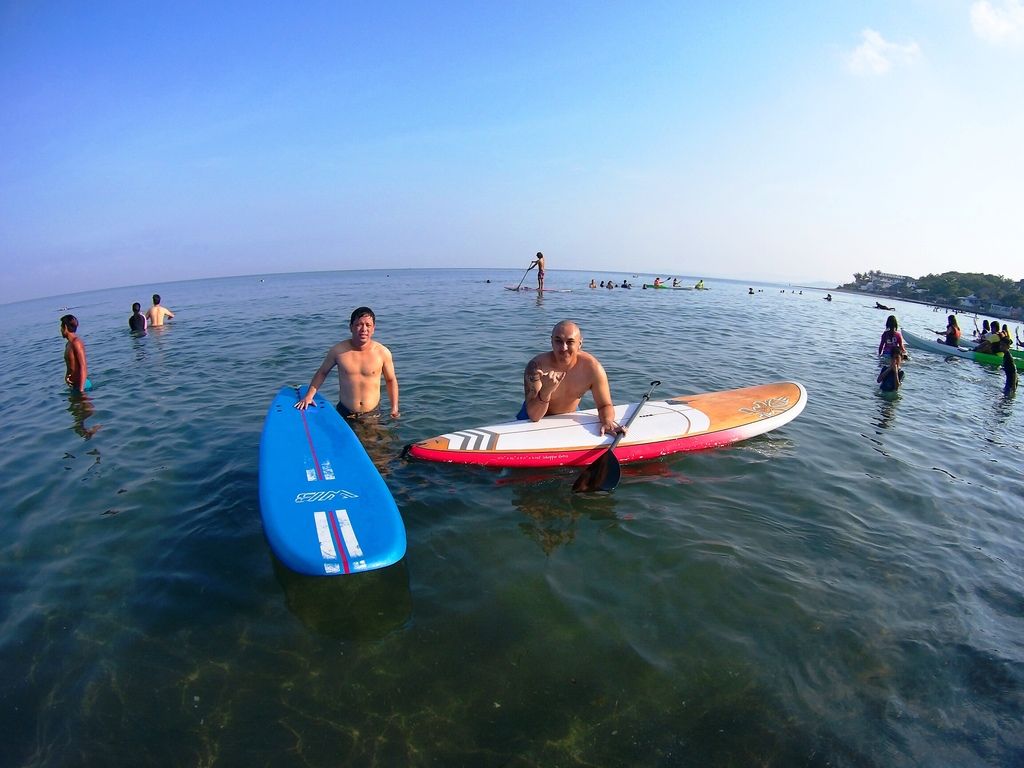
[{"x1": 1, "y1": 269, "x2": 1021, "y2": 767}]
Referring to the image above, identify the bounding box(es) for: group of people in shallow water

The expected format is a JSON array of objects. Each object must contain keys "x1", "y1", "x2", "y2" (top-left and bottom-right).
[
  {"x1": 59, "y1": 281, "x2": 1020, "y2": 436},
  {"x1": 60, "y1": 294, "x2": 175, "y2": 395},
  {"x1": 589, "y1": 278, "x2": 632, "y2": 289},
  {"x1": 876, "y1": 313, "x2": 1018, "y2": 394},
  {"x1": 59, "y1": 249, "x2": 628, "y2": 440},
  {"x1": 293, "y1": 308, "x2": 626, "y2": 436}
]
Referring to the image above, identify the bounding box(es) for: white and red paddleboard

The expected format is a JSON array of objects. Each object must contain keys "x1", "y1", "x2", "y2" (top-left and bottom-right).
[{"x1": 406, "y1": 381, "x2": 807, "y2": 468}]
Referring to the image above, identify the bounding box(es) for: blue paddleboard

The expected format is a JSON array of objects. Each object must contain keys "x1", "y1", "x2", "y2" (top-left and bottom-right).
[{"x1": 258, "y1": 386, "x2": 406, "y2": 576}]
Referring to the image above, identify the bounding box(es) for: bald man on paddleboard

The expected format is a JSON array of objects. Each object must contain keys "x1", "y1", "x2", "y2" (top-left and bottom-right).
[{"x1": 518, "y1": 319, "x2": 624, "y2": 436}]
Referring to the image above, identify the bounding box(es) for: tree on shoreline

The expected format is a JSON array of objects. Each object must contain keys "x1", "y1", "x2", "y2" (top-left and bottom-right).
[{"x1": 839, "y1": 271, "x2": 1023, "y2": 316}]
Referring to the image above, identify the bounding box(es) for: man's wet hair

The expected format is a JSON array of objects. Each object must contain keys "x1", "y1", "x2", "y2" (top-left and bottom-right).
[
  {"x1": 153, "y1": 294, "x2": 161, "y2": 304},
  {"x1": 61, "y1": 314, "x2": 78, "y2": 332},
  {"x1": 350, "y1": 306, "x2": 375, "y2": 325}
]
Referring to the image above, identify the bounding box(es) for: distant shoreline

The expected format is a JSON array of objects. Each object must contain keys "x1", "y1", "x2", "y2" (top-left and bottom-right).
[{"x1": 795, "y1": 285, "x2": 1005, "y2": 321}]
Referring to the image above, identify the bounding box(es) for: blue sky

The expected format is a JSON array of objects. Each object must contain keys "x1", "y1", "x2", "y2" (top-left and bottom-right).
[{"x1": 2, "y1": 1, "x2": 1022, "y2": 303}]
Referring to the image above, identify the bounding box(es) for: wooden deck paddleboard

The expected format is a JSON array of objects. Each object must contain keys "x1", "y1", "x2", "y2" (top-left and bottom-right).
[
  {"x1": 258, "y1": 386, "x2": 406, "y2": 576},
  {"x1": 406, "y1": 381, "x2": 808, "y2": 468}
]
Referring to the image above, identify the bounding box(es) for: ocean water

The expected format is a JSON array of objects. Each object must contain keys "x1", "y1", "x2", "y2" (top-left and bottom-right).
[{"x1": 1, "y1": 268, "x2": 1021, "y2": 767}]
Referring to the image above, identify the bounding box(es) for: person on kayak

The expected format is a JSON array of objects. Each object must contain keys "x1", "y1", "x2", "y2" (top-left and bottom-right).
[
  {"x1": 973, "y1": 320, "x2": 1002, "y2": 354},
  {"x1": 294, "y1": 306, "x2": 400, "y2": 420},
  {"x1": 930, "y1": 314, "x2": 961, "y2": 347},
  {"x1": 517, "y1": 319, "x2": 624, "y2": 436}
]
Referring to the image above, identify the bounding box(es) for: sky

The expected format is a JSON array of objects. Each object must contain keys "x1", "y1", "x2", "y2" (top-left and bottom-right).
[{"x1": 2, "y1": 0, "x2": 1023, "y2": 303}]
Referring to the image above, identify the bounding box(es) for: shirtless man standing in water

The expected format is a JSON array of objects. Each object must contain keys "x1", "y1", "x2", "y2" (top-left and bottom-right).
[
  {"x1": 60, "y1": 314, "x2": 90, "y2": 393},
  {"x1": 529, "y1": 251, "x2": 545, "y2": 291},
  {"x1": 146, "y1": 294, "x2": 175, "y2": 326},
  {"x1": 519, "y1": 319, "x2": 623, "y2": 436},
  {"x1": 295, "y1": 307, "x2": 400, "y2": 419}
]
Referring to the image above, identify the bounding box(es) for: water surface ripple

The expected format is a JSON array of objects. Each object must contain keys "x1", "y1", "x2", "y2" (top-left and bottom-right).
[{"x1": 1, "y1": 269, "x2": 1021, "y2": 766}]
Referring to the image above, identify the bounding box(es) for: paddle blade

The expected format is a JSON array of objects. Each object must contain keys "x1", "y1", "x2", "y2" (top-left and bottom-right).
[{"x1": 572, "y1": 450, "x2": 622, "y2": 493}]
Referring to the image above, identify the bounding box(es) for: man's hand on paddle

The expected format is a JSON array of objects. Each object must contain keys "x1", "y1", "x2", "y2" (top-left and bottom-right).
[{"x1": 599, "y1": 417, "x2": 625, "y2": 437}]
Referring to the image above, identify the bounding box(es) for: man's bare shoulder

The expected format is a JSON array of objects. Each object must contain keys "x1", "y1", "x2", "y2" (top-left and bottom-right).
[
  {"x1": 526, "y1": 351, "x2": 555, "y2": 371},
  {"x1": 575, "y1": 350, "x2": 605, "y2": 376}
]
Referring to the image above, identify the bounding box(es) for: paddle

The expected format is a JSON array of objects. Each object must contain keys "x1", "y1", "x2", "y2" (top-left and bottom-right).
[
  {"x1": 513, "y1": 263, "x2": 535, "y2": 291},
  {"x1": 572, "y1": 380, "x2": 660, "y2": 493}
]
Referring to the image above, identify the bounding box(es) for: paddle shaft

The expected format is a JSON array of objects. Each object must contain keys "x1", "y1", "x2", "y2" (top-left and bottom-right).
[
  {"x1": 514, "y1": 263, "x2": 535, "y2": 290},
  {"x1": 608, "y1": 380, "x2": 661, "y2": 448}
]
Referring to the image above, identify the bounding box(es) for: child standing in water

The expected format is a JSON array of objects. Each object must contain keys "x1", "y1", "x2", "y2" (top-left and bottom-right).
[
  {"x1": 878, "y1": 315, "x2": 907, "y2": 361},
  {"x1": 877, "y1": 347, "x2": 905, "y2": 392},
  {"x1": 60, "y1": 314, "x2": 91, "y2": 393}
]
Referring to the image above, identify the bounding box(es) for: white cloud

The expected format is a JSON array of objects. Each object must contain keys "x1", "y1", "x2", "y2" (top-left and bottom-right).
[
  {"x1": 845, "y1": 29, "x2": 922, "y2": 75},
  {"x1": 971, "y1": 0, "x2": 1024, "y2": 45}
]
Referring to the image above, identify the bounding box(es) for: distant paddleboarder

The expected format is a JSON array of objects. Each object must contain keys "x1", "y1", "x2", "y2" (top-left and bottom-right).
[{"x1": 529, "y1": 252, "x2": 546, "y2": 291}]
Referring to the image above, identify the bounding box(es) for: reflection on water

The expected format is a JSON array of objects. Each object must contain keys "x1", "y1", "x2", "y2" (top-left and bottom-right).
[
  {"x1": 510, "y1": 476, "x2": 620, "y2": 554},
  {"x1": 346, "y1": 417, "x2": 403, "y2": 477},
  {"x1": 513, "y1": 480, "x2": 583, "y2": 554},
  {"x1": 129, "y1": 329, "x2": 148, "y2": 364},
  {"x1": 874, "y1": 392, "x2": 899, "y2": 430},
  {"x1": 2, "y1": 270, "x2": 1023, "y2": 766},
  {"x1": 274, "y1": 556, "x2": 412, "y2": 639},
  {"x1": 993, "y1": 387, "x2": 1016, "y2": 431},
  {"x1": 66, "y1": 392, "x2": 102, "y2": 439}
]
